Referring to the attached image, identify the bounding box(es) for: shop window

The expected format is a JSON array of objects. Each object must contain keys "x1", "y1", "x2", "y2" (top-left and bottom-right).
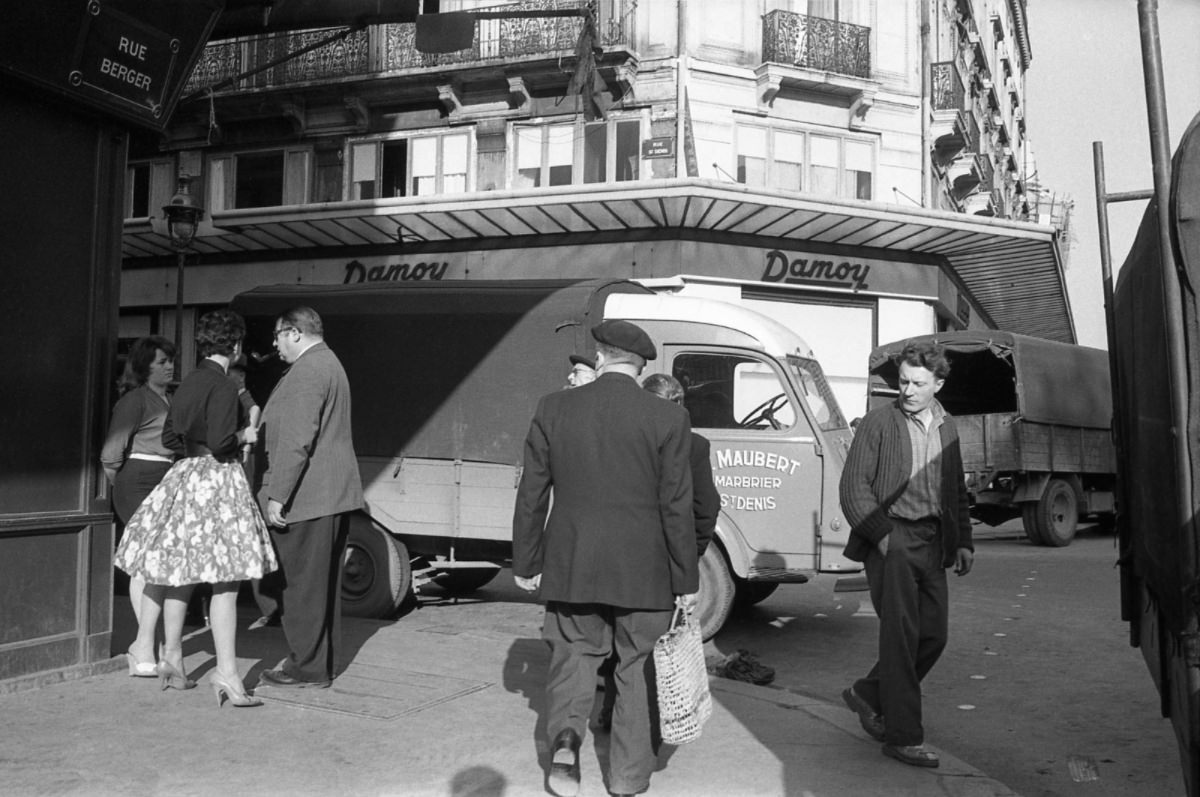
[
  {"x1": 207, "y1": 148, "x2": 311, "y2": 211},
  {"x1": 734, "y1": 126, "x2": 874, "y2": 200},
  {"x1": 673, "y1": 352, "x2": 796, "y2": 432},
  {"x1": 349, "y1": 131, "x2": 471, "y2": 199},
  {"x1": 513, "y1": 116, "x2": 644, "y2": 188}
]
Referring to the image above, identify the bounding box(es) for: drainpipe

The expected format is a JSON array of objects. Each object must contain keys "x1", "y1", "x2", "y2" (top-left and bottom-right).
[
  {"x1": 920, "y1": 0, "x2": 930, "y2": 207},
  {"x1": 676, "y1": 0, "x2": 688, "y2": 179}
]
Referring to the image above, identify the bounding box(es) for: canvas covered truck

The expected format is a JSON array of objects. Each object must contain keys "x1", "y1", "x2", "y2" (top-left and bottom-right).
[
  {"x1": 231, "y1": 278, "x2": 863, "y2": 640},
  {"x1": 867, "y1": 331, "x2": 1117, "y2": 547}
]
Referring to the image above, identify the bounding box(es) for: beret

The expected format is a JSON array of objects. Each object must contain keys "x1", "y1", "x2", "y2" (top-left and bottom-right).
[
  {"x1": 591, "y1": 319, "x2": 656, "y2": 361},
  {"x1": 569, "y1": 353, "x2": 596, "y2": 370}
]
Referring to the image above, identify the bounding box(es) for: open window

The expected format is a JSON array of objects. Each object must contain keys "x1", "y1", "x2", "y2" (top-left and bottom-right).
[{"x1": 673, "y1": 352, "x2": 797, "y2": 431}]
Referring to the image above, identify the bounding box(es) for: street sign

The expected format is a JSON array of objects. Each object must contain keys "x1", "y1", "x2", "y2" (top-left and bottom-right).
[
  {"x1": 642, "y1": 137, "x2": 676, "y2": 159},
  {"x1": 0, "y1": 0, "x2": 221, "y2": 130}
]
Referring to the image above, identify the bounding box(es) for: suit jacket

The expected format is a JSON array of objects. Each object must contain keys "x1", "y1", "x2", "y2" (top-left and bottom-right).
[
  {"x1": 691, "y1": 432, "x2": 719, "y2": 558},
  {"x1": 258, "y1": 341, "x2": 363, "y2": 523},
  {"x1": 512, "y1": 372, "x2": 698, "y2": 610},
  {"x1": 838, "y1": 400, "x2": 972, "y2": 567}
]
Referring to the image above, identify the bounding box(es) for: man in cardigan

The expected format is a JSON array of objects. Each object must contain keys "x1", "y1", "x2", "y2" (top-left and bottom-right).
[
  {"x1": 257, "y1": 307, "x2": 363, "y2": 688},
  {"x1": 513, "y1": 320, "x2": 697, "y2": 797},
  {"x1": 839, "y1": 340, "x2": 974, "y2": 769}
]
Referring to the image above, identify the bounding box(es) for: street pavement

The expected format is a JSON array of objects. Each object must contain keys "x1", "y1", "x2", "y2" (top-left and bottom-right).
[{"x1": 0, "y1": 596, "x2": 1021, "y2": 797}]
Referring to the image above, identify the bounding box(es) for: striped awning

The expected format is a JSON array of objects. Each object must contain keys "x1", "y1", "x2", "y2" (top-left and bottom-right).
[{"x1": 123, "y1": 178, "x2": 1074, "y2": 342}]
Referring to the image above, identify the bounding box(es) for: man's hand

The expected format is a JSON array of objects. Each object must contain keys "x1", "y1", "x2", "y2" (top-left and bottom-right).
[
  {"x1": 876, "y1": 533, "x2": 890, "y2": 557},
  {"x1": 266, "y1": 498, "x2": 287, "y2": 528},
  {"x1": 676, "y1": 592, "x2": 699, "y2": 611},
  {"x1": 515, "y1": 573, "x2": 541, "y2": 593},
  {"x1": 955, "y1": 547, "x2": 974, "y2": 576}
]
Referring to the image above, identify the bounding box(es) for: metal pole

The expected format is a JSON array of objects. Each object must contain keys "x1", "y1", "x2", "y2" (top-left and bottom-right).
[
  {"x1": 1138, "y1": 0, "x2": 1194, "y2": 542},
  {"x1": 174, "y1": 248, "x2": 185, "y2": 377}
]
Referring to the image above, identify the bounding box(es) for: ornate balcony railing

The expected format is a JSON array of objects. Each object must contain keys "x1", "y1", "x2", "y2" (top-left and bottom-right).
[
  {"x1": 931, "y1": 61, "x2": 965, "y2": 112},
  {"x1": 761, "y1": 10, "x2": 870, "y2": 79},
  {"x1": 184, "y1": 0, "x2": 635, "y2": 95}
]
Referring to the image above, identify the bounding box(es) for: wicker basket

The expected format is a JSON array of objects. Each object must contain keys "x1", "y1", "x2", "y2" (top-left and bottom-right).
[{"x1": 653, "y1": 603, "x2": 712, "y2": 744}]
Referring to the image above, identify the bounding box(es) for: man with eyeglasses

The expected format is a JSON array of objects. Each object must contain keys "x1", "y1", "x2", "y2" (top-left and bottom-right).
[{"x1": 256, "y1": 306, "x2": 363, "y2": 689}]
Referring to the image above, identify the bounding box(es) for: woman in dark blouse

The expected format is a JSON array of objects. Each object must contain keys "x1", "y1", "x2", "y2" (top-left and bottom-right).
[{"x1": 117, "y1": 310, "x2": 277, "y2": 707}]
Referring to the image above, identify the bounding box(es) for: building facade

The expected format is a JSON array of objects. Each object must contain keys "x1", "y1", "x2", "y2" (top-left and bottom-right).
[{"x1": 119, "y1": 0, "x2": 1071, "y2": 419}]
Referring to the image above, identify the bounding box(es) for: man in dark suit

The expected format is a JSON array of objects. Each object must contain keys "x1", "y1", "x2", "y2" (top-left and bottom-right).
[
  {"x1": 257, "y1": 306, "x2": 363, "y2": 688},
  {"x1": 513, "y1": 320, "x2": 698, "y2": 797}
]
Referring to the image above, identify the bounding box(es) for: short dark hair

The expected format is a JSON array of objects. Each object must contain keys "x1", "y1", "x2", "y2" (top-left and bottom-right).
[
  {"x1": 894, "y1": 340, "x2": 951, "y2": 380},
  {"x1": 196, "y1": 309, "x2": 246, "y2": 358},
  {"x1": 278, "y1": 306, "x2": 323, "y2": 337},
  {"x1": 118, "y1": 335, "x2": 175, "y2": 394},
  {"x1": 642, "y1": 373, "x2": 684, "y2": 404}
]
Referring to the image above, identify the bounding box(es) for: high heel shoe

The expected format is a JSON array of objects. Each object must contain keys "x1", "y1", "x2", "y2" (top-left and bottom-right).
[
  {"x1": 157, "y1": 645, "x2": 196, "y2": 691},
  {"x1": 125, "y1": 649, "x2": 157, "y2": 678},
  {"x1": 210, "y1": 671, "x2": 263, "y2": 708}
]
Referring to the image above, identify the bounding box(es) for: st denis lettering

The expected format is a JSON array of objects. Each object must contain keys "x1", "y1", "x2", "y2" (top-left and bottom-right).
[{"x1": 761, "y1": 249, "x2": 870, "y2": 291}]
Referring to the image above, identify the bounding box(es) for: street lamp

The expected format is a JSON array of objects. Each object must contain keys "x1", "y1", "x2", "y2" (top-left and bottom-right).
[{"x1": 162, "y1": 174, "x2": 204, "y2": 375}]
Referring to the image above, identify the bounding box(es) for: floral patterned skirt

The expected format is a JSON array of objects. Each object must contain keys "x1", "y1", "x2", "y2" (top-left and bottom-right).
[{"x1": 115, "y1": 455, "x2": 278, "y2": 586}]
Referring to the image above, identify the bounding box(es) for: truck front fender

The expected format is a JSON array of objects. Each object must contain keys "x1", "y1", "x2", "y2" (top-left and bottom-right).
[{"x1": 713, "y1": 510, "x2": 752, "y2": 579}]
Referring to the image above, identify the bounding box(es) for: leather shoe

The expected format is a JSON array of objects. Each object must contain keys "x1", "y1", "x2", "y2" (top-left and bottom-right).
[
  {"x1": 882, "y1": 743, "x2": 940, "y2": 768},
  {"x1": 842, "y1": 687, "x2": 885, "y2": 742},
  {"x1": 547, "y1": 728, "x2": 581, "y2": 797},
  {"x1": 258, "y1": 668, "x2": 331, "y2": 689}
]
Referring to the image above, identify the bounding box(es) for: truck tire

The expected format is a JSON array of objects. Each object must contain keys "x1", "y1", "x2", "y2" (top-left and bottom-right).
[
  {"x1": 696, "y1": 545, "x2": 735, "y2": 641},
  {"x1": 342, "y1": 515, "x2": 413, "y2": 618},
  {"x1": 434, "y1": 567, "x2": 499, "y2": 594},
  {"x1": 1020, "y1": 503, "x2": 1046, "y2": 545},
  {"x1": 734, "y1": 580, "x2": 779, "y2": 607},
  {"x1": 1027, "y1": 478, "x2": 1079, "y2": 547}
]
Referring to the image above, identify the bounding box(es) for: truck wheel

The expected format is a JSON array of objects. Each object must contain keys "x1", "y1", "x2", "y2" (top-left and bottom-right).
[
  {"x1": 696, "y1": 545, "x2": 735, "y2": 641},
  {"x1": 342, "y1": 515, "x2": 413, "y2": 618},
  {"x1": 434, "y1": 567, "x2": 499, "y2": 594},
  {"x1": 1020, "y1": 503, "x2": 1044, "y2": 545},
  {"x1": 1029, "y1": 478, "x2": 1079, "y2": 547},
  {"x1": 734, "y1": 580, "x2": 779, "y2": 607}
]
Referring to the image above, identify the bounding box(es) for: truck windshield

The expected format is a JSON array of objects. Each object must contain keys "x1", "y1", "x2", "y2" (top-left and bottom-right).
[{"x1": 788, "y1": 355, "x2": 847, "y2": 432}]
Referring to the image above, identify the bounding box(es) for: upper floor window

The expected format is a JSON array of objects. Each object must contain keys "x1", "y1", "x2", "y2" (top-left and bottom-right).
[
  {"x1": 735, "y1": 126, "x2": 874, "y2": 200},
  {"x1": 512, "y1": 115, "x2": 643, "y2": 189},
  {"x1": 124, "y1": 159, "x2": 175, "y2": 219},
  {"x1": 207, "y1": 148, "x2": 311, "y2": 211},
  {"x1": 348, "y1": 131, "x2": 472, "y2": 200}
]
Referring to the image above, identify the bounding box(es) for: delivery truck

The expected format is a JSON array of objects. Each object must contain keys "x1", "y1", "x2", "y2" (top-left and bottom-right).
[
  {"x1": 868, "y1": 331, "x2": 1117, "y2": 547},
  {"x1": 231, "y1": 278, "x2": 863, "y2": 639}
]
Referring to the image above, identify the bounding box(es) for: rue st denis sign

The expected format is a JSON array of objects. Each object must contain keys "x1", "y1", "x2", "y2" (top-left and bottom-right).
[{"x1": 0, "y1": 0, "x2": 221, "y2": 130}]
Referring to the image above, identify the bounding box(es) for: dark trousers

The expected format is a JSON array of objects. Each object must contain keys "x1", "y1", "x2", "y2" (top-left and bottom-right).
[
  {"x1": 543, "y1": 602, "x2": 672, "y2": 795},
  {"x1": 853, "y1": 518, "x2": 949, "y2": 747},
  {"x1": 270, "y1": 513, "x2": 350, "y2": 681}
]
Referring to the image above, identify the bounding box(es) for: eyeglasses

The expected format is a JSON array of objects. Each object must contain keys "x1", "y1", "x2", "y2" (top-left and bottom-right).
[{"x1": 273, "y1": 326, "x2": 296, "y2": 339}]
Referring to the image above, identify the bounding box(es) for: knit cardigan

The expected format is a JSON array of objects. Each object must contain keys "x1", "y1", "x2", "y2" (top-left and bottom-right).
[{"x1": 839, "y1": 401, "x2": 973, "y2": 567}]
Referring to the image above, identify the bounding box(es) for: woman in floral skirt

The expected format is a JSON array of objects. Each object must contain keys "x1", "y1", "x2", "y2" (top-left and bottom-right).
[{"x1": 116, "y1": 309, "x2": 278, "y2": 707}]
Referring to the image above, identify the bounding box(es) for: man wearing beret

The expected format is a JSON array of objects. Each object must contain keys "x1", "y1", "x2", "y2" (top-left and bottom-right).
[{"x1": 513, "y1": 320, "x2": 698, "y2": 797}]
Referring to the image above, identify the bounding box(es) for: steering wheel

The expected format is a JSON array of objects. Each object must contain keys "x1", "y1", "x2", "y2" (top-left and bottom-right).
[{"x1": 738, "y1": 393, "x2": 788, "y2": 430}]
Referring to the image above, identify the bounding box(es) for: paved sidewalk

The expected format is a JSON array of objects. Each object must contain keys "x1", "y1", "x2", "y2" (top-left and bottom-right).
[{"x1": 0, "y1": 599, "x2": 1020, "y2": 797}]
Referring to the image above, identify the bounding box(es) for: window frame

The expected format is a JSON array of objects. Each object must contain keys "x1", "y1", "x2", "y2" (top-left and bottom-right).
[
  {"x1": 509, "y1": 112, "x2": 648, "y2": 189},
  {"x1": 206, "y1": 146, "x2": 312, "y2": 212},
  {"x1": 345, "y1": 129, "x2": 475, "y2": 201},
  {"x1": 732, "y1": 123, "x2": 877, "y2": 201}
]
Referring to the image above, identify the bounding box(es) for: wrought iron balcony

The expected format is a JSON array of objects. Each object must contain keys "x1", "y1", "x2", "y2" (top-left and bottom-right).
[
  {"x1": 184, "y1": 0, "x2": 635, "y2": 95},
  {"x1": 761, "y1": 10, "x2": 870, "y2": 79},
  {"x1": 931, "y1": 61, "x2": 965, "y2": 112}
]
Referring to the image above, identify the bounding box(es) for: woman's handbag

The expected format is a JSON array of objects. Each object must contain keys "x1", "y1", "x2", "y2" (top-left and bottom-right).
[{"x1": 653, "y1": 598, "x2": 713, "y2": 744}]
